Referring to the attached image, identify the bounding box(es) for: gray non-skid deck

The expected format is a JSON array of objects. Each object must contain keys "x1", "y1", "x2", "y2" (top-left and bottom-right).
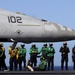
[{"x1": 0, "y1": 71, "x2": 75, "y2": 75}]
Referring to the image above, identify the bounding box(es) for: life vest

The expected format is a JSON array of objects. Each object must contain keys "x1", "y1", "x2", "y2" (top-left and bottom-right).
[
  {"x1": 1, "y1": 47, "x2": 5, "y2": 51},
  {"x1": 0, "y1": 48, "x2": 3, "y2": 57},
  {"x1": 8, "y1": 46, "x2": 17, "y2": 58},
  {"x1": 42, "y1": 47, "x2": 48, "y2": 56}
]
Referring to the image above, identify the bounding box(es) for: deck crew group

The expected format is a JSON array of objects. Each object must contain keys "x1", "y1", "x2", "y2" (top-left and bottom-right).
[{"x1": 0, "y1": 42, "x2": 75, "y2": 71}]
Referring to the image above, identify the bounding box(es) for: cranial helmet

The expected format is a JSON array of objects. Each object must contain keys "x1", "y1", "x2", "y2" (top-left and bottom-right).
[
  {"x1": 21, "y1": 43, "x2": 25, "y2": 46},
  {"x1": 43, "y1": 43, "x2": 47, "y2": 46},
  {"x1": 49, "y1": 43, "x2": 53, "y2": 46},
  {"x1": 32, "y1": 43, "x2": 35, "y2": 46},
  {"x1": 63, "y1": 42, "x2": 67, "y2": 45},
  {"x1": 0, "y1": 42, "x2": 3, "y2": 46}
]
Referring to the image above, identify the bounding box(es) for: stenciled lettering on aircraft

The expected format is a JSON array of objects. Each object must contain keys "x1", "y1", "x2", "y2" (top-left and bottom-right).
[
  {"x1": 8, "y1": 16, "x2": 22, "y2": 23},
  {"x1": 45, "y1": 24, "x2": 57, "y2": 32},
  {"x1": 58, "y1": 24, "x2": 66, "y2": 31}
]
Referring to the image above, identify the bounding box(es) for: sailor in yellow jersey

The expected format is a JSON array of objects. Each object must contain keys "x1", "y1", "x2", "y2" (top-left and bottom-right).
[{"x1": 8, "y1": 46, "x2": 18, "y2": 71}]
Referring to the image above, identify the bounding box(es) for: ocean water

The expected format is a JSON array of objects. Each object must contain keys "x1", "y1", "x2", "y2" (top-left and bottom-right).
[
  {"x1": 7, "y1": 66, "x2": 73, "y2": 71},
  {"x1": 54, "y1": 66, "x2": 73, "y2": 70}
]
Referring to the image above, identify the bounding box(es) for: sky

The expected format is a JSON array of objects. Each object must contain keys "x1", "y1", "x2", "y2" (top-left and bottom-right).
[{"x1": 0, "y1": 0, "x2": 75, "y2": 66}]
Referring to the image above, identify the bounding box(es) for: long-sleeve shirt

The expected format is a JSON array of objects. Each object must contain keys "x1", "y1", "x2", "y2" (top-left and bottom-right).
[
  {"x1": 47, "y1": 47, "x2": 55, "y2": 57},
  {"x1": 18, "y1": 48, "x2": 26, "y2": 58},
  {"x1": 39, "y1": 47, "x2": 48, "y2": 57},
  {"x1": 59, "y1": 46, "x2": 70, "y2": 56},
  {"x1": 29, "y1": 47, "x2": 38, "y2": 55},
  {"x1": 39, "y1": 60, "x2": 47, "y2": 70}
]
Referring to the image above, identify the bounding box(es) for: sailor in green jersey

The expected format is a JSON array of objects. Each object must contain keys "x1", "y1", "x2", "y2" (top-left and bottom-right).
[
  {"x1": 18, "y1": 43, "x2": 27, "y2": 70},
  {"x1": 33, "y1": 56, "x2": 47, "y2": 71},
  {"x1": 47, "y1": 43, "x2": 55, "y2": 70},
  {"x1": 29, "y1": 44, "x2": 38, "y2": 67},
  {"x1": 39, "y1": 56, "x2": 47, "y2": 71},
  {"x1": 39, "y1": 43, "x2": 48, "y2": 59}
]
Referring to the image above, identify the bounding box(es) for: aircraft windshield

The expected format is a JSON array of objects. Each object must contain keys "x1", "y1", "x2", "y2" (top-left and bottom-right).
[
  {"x1": 41, "y1": 19, "x2": 47, "y2": 22},
  {"x1": 16, "y1": 12, "x2": 26, "y2": 15}
]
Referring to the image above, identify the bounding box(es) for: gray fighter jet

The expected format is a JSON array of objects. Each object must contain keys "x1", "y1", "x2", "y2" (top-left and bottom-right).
[{"x1": 0, "y1": 8, "x2": 75, "y2": 47}]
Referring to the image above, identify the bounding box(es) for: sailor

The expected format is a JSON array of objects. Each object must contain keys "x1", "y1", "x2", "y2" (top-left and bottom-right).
[
  {"x1": 59, "y1": 42, "x2": 70, "y2": 70},
  {"x1": 29, "y1": 44, "x2": 38, "y2": 67},
  {"x1": 47, "y1": 43, "x2": 55, "y2": 70},
  {"x1": 0, "y1": 43, "x2": 7, "y2": 71},
  {"x1": 20, "y1": 43, "x2": 26, "y2": 69},
  {"x1": 39, "y1": 43, "x2": 48, "y2": 59},
  {"x1": 33, "y1": 56, "x2": 47, "y2": 71},
  {"x1": 14, "y1": 46, "x2": 20, "y2": 71},
  {"x1": 72, "y1": 45, "x2": 75, "y2": 70},
  {"x1": 8, "y1": 46, "x2": 17, "y2": 71},
  {"x1": 18, "y1": 43, "x2": 26, "y2": 70}
]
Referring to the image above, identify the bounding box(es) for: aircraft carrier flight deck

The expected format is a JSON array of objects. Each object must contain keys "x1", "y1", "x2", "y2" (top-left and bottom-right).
[{"x1": 0, "y1": 70, "x2": 75, "y2": 75}]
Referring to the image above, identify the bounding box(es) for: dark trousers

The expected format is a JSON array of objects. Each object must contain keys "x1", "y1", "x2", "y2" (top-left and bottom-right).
[
  {"x1": 0, "y1": 56, "x2": 7, "y2": 71},
  {"x1": 73, "y1": 62, "x2": 75, "y2": 70},
  {"x1": 22, "y1": 57, "x2": 26, "y2": 68},
  {"x1": 2, "y1": 60, "x2": 7, "y2": 70},
  {"x1": 0, "y1": 60, "x2": 6, "y2": 71},
  {"x1": 30, "y1": 55, "x2": 37, "y2": 67},
  {"x1": 9, "y1": 57, "x2": 17, "y2": 71},
  {"x1": 61, "y1": 55, "x2": 68, "y2": 70},
  {"x1": 18, "y1": 58, "x2": 22, "y2": 71},
  {"x1": 33, "y1": 67, "x2": 46, "y2": 71},
  {"x1": 72, "y1": 55, "x2": 75, "y2": 70},
  {"x1": 47, "y1": 56, "x2": 54, "y2": 70},
  {"x1": 18, "y1": 57, "x2": 26, "y2": 71},
  {"x1": 42, "y1": 55, "x2": 47, "y2": 59},
  {"x1": 0, "y1": 60, "x2": 3, "y2": 71},
  {"x1": 31, "y1": 61, "x2": 37, "y2": 67}
]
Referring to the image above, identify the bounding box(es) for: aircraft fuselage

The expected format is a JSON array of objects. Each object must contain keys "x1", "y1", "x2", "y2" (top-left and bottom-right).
[{"x1": 0, "y1": 9, "x2": 75, "y2": 43}]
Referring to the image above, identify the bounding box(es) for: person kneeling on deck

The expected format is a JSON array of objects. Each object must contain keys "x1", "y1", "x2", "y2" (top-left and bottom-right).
[{"x1": 33, "y1": 56, "x2": 47, "y2": 71}]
